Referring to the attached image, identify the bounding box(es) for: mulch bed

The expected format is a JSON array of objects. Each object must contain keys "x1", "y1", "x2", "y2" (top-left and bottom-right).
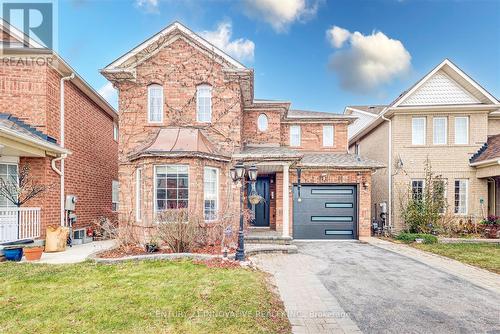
[
  {"x1": 193, "y1": 257, "x2": 241, "y2": 269},
  {"x1": 97, "y1": 244, "x2": 237, "y2": 259}
]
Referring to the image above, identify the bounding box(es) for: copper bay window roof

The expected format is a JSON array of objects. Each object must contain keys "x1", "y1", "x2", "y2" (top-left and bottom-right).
[{"x1": 130, "y1": 127, "x2": 230, "y2": 161}]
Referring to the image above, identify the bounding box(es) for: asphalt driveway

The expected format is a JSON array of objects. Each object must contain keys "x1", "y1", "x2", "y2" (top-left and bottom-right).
[{"x1": 296, "y1": 241, "x2": 500, "y2": 334}]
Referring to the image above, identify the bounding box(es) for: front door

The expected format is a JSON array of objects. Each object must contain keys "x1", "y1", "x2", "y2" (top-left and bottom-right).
[{"x1": 249, "y1": 177, "x2": 270, "y2": 227}]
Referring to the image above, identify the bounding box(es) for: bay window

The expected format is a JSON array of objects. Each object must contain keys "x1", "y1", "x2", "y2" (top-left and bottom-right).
[
  {"x1": 204, "y1": 167, "x2": 219, "y2": 221},
  {"x1": 155, "y1": 165, "x2": 189, "y2": 212}
]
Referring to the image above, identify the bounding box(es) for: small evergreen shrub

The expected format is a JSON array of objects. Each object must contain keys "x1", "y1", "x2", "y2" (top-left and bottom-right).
[{"x1": 396, "y1": 232, "x2": 438, "y2": 244}]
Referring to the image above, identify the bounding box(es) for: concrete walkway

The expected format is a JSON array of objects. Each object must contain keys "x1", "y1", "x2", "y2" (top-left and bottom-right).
[
  {"x1": 37, "y1": 240, "x2": 115, "y2": 264},
  {"x1": 362, "y1": 237, "x2": 500, "y2": 293}
]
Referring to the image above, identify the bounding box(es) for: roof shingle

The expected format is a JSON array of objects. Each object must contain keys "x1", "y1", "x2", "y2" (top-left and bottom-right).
[{"x1": 470, "y1": 134, "x2": 500, "y2": 164}]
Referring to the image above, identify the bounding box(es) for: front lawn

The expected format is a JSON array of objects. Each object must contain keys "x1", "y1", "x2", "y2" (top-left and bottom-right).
[
  {"x1": 0, "y1": 260, "x2": 290, "y2": 334},
  {"x1": 412, "y1": 243, "x2": 500, "y2": 274}
]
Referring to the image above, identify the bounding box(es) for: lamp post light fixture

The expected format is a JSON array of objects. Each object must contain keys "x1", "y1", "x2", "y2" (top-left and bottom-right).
[{"x1": 230, "y1": 162, "x2": 258, "y2": 261}]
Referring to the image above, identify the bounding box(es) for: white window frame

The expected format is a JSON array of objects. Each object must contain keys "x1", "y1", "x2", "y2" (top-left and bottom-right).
[
  {"x1": 454, "y1": 179, "x2": 468, "y2": 215},
  {"x1": 257, "y1": 113, "x2": 268, "y2": 132},
  {"x1": 203, "y1": 167, "x2": 219, "y2": 221},
  {"x1": 412, "y1": 117, "x2": 426, "y2": 145},
  {"x1": 148, "y1": 84, "x2": 163, "y2": 123},
  {"x1": 290, "y1": 125, "x2": 301, "y2": 147},
  {"x1": 135, "y1": 168, "x2": 142, "y2": 222},
  {"x1": 433, "y1": 117, "x2": 447, "y2": 145},
  {"x1": 0, "y1": 163, "x2": 18, "y2": 208},
  {"x1": 322, "y1": 125, "x2": 334, "y2": 147},
  {"x1": 112, "y1": 180, "x2": 119, "y2": 212},
  {"x1": 196, "y1": 85, "x2": 212, "y2": 123},
  {"x1": 113, "y1": 123, "x2": 118, "y2": 141},
  {"x1": 153, "y1": 165, "x2": 189, "y2": 214},
  {"x1": 454, "y1": 116, "x2": 469, "y2": 145}
]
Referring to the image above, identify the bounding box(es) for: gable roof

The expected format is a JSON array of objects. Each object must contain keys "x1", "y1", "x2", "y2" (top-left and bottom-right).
[
  {"x1": 285, "y1": 109, "x2": 356, "y2": 122},
  {"x1": 345, "y1": 105, "x2": 386, "y2": 116},
  {"x1": 348, "y1": 59, "x2": 500, "y2": 145},
  {"x1": 392, "y1": 59, "x2": 499, "y2": 107},
  {"x1": 103, "y1": 21, "x2": 247, "y2": 73}
]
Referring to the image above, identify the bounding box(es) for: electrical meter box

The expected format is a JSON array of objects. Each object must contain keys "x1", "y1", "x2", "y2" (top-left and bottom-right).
[{"x1": 65, "y1": 195, "x2": 77, "y2": 211}]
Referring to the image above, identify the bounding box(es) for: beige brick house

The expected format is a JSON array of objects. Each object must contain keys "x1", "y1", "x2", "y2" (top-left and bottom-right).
[
  {"x1": 346, "y1": 59, "x2": 500, "y2": 231},
  {"x1": 101, "y1": 22, "x2": 383, "y2": 240}
]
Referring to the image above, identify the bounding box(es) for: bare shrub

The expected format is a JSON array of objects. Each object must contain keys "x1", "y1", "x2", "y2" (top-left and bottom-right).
[
  {"x1": 155, "y1": 210, "x2": 204, "y2": 253},
  {"x1": 92, "y1": 215, "x2": 143, "y2": 253}
]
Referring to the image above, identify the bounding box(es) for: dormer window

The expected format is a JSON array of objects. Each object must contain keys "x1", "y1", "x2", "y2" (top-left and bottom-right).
[
  {"x1": 148, "y1": 84, "x2": 163, "y2": 123},
  {"x1": 197, "y1": 85, "x2": 212, "y2": 123}
]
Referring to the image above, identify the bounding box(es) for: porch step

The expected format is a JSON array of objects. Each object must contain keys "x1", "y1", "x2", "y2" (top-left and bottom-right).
[
  {"x1": 244, "y1": 235, "x2": 293, "y2": 245},
  {"x1": 246, "y1": 243, "x2": 298, "y2": 256}
]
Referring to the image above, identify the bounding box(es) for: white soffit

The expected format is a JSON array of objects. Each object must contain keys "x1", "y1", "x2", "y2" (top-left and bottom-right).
[{"x1": 400, "y1": 70, "x2": 480, "y2": 106}]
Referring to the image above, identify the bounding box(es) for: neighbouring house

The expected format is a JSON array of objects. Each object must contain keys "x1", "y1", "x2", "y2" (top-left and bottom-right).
[
  {"x1": 101, "y1": 21, "x2": 383, "y2": 240},
  {"x1": 0, "y1": 20, "x2": 118, "y2": 244},
  {"x1": 346, "y1": 59, "x2": 500, "y2": 232}
]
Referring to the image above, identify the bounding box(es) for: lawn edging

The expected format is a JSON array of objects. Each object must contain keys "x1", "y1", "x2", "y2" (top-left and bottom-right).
[{"x1": 439, "y1": 237, "x2": 500, "y2": 244}]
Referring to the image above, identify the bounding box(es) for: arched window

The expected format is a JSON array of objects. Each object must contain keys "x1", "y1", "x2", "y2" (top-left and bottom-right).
[
  {"x1": 148, "y1": 84, "x2": 163, "y2": 123},
  {"x1": 196, "y1": 85, "x2": 212, "y2": 123},
  {"x1": 257, "y1": 113, "x2": 268, "y2": 132}
]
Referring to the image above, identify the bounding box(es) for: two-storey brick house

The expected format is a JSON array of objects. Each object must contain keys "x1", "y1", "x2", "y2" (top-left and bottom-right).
[
  {"x1": 346, "y1": 59, "x2": 500, "y2": 232},
  {"x1": 102, "y1": 22, "x2": 383, "y2": 240},
  {"x1": 0, "y1": 20, "x2": 118, "y2": 243}
]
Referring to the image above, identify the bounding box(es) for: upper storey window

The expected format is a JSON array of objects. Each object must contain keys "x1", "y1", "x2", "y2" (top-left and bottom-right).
[
  {"x1": 148, "y1": 84, "x2": 163, "y2": 123},
  {"x1": 433, "y1": 117, "x2": 447, "y2": 145},
  {"x1": 454, "y1": 117, "x2": 469, "y2": 145},
  {"x1": 290, "y1": 125, "x2": 301, "y2": 147},
  {"x1": 412, "y1": 117, "x2": 426, "y2": 145},
  {"x1": 323, "y1": 125, "x2": 334, "y2": 147},
  {"x1": 257, "y1": 113, "x2": 268, "y2": 132},
  {"x1": 197, "y1": 85, "x2": 212, "y2": 123}
]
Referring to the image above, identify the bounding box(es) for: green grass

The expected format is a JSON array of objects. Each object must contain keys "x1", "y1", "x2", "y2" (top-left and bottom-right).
[
  {"x1": 0, "y1": 260, "x2": 291, "y2": 334},
  {"x1": 413, "y1": 243, "x2": 500, "y2": 274}
]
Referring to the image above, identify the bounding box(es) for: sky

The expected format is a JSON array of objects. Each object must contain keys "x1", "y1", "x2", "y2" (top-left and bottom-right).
[{"x1": 42, "y1": 0, "x2": 500, "y2": 111}]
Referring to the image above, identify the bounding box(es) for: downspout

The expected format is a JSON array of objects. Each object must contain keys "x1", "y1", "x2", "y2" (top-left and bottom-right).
[
  {"x1": 380, "y1": 111, "x2": 392, "y2": 229},
  {"x1": 57, "y1": 73, "x2": 75, "y2": 226}
]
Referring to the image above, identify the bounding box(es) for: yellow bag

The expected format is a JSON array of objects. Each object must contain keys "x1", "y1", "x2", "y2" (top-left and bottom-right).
[{"x1": 45, "y1": 226, "x2": 69, "y2": 252}]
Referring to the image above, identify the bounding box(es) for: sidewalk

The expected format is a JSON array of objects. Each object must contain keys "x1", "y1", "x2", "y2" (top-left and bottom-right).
[
  {"x1": 37, "y1": 240, "x2": 115, "y2": 264},
  {"x1": 361, "y1": 237, "x2": 500, "y2": 293}
]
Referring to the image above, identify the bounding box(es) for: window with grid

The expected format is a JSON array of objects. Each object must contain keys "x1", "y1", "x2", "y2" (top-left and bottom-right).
[
  {"x1": 454, "y1": 117, "x2": 468, "y2": 145},
  {"x1": 411, "y1": 180, "x2": 424, "y2": 202},
  {"x1": 412, "y1": 117, "x2": 426, "y2": 145},
  {"x1": 148, "y1": 84, "x2": 163, "y2": 123},
  {"x1": 112, "y1": 180, "x2": 119, "y2": 211},
  {"x1": 0, "y1": 164, "x2": 17, "y2": 207},
  {"x1": 454, "y1": 179, "x2": 468, "y2": 214},
  {"x1": 155, "y1": 165, "x2": 189, "y2": 212},
  {"x1": 204, "y1": 167, "x2": 218, "y2": 221},
  {"x1": 197, "y1": 85, "x2": 212, "y2": 122},
  {"x1": 323, "y1": 125, "x2": 334, "y2": 147},
  {"x1": 290, "y1": 125, "x2": 301, "y2": 147},
  {"x1": 433, "y1": 180, "x2": 447, "y2": 213},
  {"x1": 433, "y1": 117, "x2": 447, "y2": 145}
]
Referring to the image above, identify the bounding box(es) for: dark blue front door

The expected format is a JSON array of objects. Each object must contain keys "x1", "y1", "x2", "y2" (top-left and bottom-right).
[{"x1": 249, "y1": 177, "x2": 270, "y2": 227}]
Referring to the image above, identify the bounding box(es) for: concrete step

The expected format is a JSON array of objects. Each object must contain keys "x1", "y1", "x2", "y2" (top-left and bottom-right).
[
  {"x1": 244, "y1": 235, "x2": 293, "y2": 245},
  {"x1": 246, "y1": 243, "x2": 298, "y2": 256}
]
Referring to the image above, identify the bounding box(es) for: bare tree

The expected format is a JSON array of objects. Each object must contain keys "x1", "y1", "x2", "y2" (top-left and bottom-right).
[{"x1": 0, "y1": 164, "x2": 50, "y2": 207}]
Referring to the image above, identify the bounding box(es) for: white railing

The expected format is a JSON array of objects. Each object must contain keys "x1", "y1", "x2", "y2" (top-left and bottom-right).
[{"x1": 0, "y1": 207, "x2": 41, "y2": 243}]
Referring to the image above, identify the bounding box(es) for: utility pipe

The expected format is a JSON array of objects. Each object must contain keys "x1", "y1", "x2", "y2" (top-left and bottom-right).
[
  {"x1": 380, "y1": 111, "x2": 392, "y2": 229},
  {"x1": 58, "y1": 73, "x2": 75, "y2": 226}
]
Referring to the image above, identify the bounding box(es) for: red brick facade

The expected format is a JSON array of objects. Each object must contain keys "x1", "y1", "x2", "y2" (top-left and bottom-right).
[
  {"x1": 0, "y1": 54, "x2": 118, "y2": 237},
  {"x1": 103, "y1": 23, "x2": 377, "y2": 240}
]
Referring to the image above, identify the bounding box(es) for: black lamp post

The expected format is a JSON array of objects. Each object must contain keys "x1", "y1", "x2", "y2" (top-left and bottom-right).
[{"x1": 230, "y1": 162, "x2": 258, "y2": 261}]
